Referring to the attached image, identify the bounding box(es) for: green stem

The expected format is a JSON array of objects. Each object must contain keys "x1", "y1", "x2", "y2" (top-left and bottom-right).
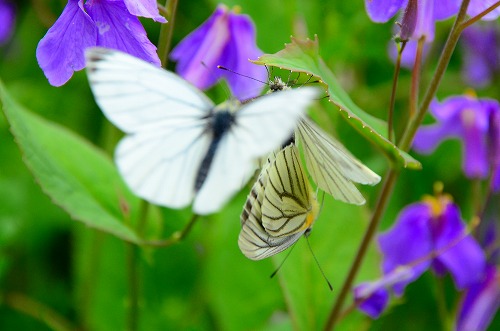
[
  {"x1": 323, "y1": 170, "x2": 398, "y2": 330},
  {"x1": 157, "y1": 0, "x2": 179, "y2": 68},
  {"x1": 3, "y1": 292, "x2": 77, "y2": 331},
  {"x1": 434, "y1": 277, "x2": 451, "y2": 331},
  {"x1": 461, "y1": 1, "x2": 500, "y2": 29},
  {"x1": 126, "y1": 243, "x2": 139, "y2": 331},
  {"x1": 141, "y1": 214, "x2": 200, "y2": 247},
  {"x1": 409, "y1": 37, "x2": 425, "y2": 119},
  {"x1": 388, "y1": 41, "x2": 406, "y2": 143},
  {"x1": 399, "y1": 0, "x2": 471, "y2": 151},
  {"x1": 323, "y1": 1, "x2": 471, "y2": 329}
]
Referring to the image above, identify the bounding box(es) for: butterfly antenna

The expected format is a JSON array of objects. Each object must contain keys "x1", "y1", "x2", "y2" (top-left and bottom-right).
[
  {"x1": 270, "y1": 244, "x2": 297, "y2": 278},
  {"x1": 201, "y1": 61, "x2": 231, "y2": 100},
  {"x1": 217, "y1": 65, "x2": 268, "y2": 85},
  {"x1": 306, "y1": 236, "x2": 333, "y2": 291},
  {"x1": 265, "y1": 65, "x2": 271, "y2": 81}
]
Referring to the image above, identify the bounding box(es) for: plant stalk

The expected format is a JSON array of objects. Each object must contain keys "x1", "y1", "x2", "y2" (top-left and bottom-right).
[{"x1": 323, "y1": 1, "x2": 471, "y2": 329}]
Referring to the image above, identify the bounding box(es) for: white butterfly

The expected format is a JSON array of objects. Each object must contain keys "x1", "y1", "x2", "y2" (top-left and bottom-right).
[
  {"x1": 239, "y1": 143, "x2": 319, "y2": 260},
  {"x1": 85, "y1": 47, "x2": 319, "y2": 215},
  {"x1": 265, "y1": 76, "x2": 381, "y2": 204}
]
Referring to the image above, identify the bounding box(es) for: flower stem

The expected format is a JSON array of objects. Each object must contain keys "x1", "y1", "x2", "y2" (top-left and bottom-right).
[
  {"x1": 126, "y1": 242, "x2": 139, "y2": 331},
  {"x1": 3, "y1": 292, "x2": 77, "y2": 331},
  {"x1": 141, "y1": 214, "x2": 200, "y2": 247},
  {"x1": 323, "y1": 169, "x2": 398, "y2": 330},
  {"x1": 434, "y1": 277, "x2": 452, "y2": 331},
  {"x1": 399, "y1": 0, "x2": 471, "y2": 151},
  {"x1": 388, "y1": 41, "x2": 406, "y2": 143},
  {"x1": 409, "y1": 37, "x2": 425, "y2": 118},
  {"x1": 157, "y1": 0, "x2": 179, "y2": 68},
  {"x1": 323, "y1": 1, "x2": 471, "y2": 329},
  {"x1": 460, "y1": 1, "x2": 500, "y2": 29}
]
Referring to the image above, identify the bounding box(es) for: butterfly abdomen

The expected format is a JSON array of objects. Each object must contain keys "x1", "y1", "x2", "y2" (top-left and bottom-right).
[{"x1": 195, "y1": 110, "x2": 235, "y2": 191}]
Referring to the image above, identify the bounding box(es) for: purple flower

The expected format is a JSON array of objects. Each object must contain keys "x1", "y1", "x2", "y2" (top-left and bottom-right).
[
  {"x1": 365, "y1": 0, "x2": 500, "y2": 42},
  {"x1": 413, "y1": 95, "x2": 500, "y2": 179},
  {"x1": 354, "y1": 195, "x2": 486, "y2": 318},
  {"x1": 461, "y1": 23, "x2": 500, "y2": 88},
  {"x1": 365, "y1": 0, "x2": 459, "y2": 42},
  {"x1": 456, "y1": 265, "x2": 500, "y2": 331},
  {"x1": 388, "y1": 38, "x2": 430, "y2": 69},
  {"x1": 0, "y1": 0, "x2": 15, "y2": 45},
  {"x1": 36, "y1": 0, "x2": 164, "y2": 86},
  {"x1": 170, "y1": 5, "x2": 266, "y2": 101}
]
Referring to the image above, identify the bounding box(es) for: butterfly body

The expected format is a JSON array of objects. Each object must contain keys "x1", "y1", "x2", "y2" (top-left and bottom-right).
[
  {"x1": 85, "y1": 48, "x2": 319, "y2": 215},
  {"x1": 195, "y1": 105, "x2": 236, "y2": 191}
]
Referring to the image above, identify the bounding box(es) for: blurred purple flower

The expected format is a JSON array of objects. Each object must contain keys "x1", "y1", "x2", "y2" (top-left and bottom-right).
[
  {"x1": 170, "y1": 5, "x2": 266, "y2": 101},
  {"x1": 456, "y1": 265, "x2": 500, "y2": 331},
  {"x1": 461, "y1": 23, "x2": 500, "y2": 88},
  {"x1": 36, "y1": 0, "x2": 165, "y2": 86},
  {"x1": 0, "y1": 0, "x2": 15, "y2": 45},
  {"x1": 388, "y1": 38, "x2": 430, "y2": 68},
  {"x1": 365, "y1": 0, "x2": 500, "y2": 42},
  {"x1": 413, "y1": 95, "x2": 500, "y2": 179},
  {"x1": 354, "y1": 195, "x2": 486, "y2": 318}
]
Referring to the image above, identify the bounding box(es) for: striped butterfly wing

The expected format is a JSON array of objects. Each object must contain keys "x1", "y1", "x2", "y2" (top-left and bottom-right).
[
  {"x1": 239, "y1": 144, "x2": 318, "y2": 260},
  {"x1": 296, "y1": 118, "x2": 381, "y2": 205}
]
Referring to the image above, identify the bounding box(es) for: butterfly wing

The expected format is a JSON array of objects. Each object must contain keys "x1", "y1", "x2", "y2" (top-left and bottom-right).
[
  {"x1": 193, "y1": 87, "x2": 320, "y2": 215},
  {"x1": 86, "y1": 47, "x2": 214, "y2": 209},
  {"x1": 238, "y1": 145, "x2": 318, "y2": 260},
  {"x1": 261, "y1": 144, "x2": 318, "y2": 236},
  {"x1": 296, "y1": 118, "x2": 381, "y2": 205}
]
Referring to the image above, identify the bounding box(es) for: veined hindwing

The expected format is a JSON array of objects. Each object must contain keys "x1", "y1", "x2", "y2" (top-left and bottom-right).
[{"x1": 239, "y1": 144, "x2": 319, "y2": 260}]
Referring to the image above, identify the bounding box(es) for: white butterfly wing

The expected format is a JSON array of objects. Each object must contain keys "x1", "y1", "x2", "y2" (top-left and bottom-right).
[
  {"x1": 116, "y1": 126, "x2": 211, "y2": 209},
  {"x1": 238, "y1": 145, "x2": 318, "y2": 260},
  {"x1": 193, "y1": 88, "x2": 319, "y2": 215},
  {"x1": 85, "y1": 47, "x2": 214, "y2": 133},
  {"x1": 230, "y1": 87, "x2": 320, "y2": 158},
  {"x1": 296, "y1": 118, "x2": 381, "y2": 205},
  {"x1": 85, "y1": 47, "x2": 215, "y2": 209}
]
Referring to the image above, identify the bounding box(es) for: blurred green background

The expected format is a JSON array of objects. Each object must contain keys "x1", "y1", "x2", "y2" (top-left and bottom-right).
[{"x1": 1, "y1": 0, "x2": 499, "y2": 330}]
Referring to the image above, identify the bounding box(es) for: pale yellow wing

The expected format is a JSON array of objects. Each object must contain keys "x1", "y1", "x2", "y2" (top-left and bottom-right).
[
  {"x1": 238, "y1": 144, "x2": 318, "y2": 260},
  {"x1": 296, "y1": 118, "x2": 381, "y2": 205}
]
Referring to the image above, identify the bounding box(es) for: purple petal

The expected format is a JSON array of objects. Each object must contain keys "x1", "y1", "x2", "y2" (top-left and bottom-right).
[
  {"x1": 431, "y1": 202, "x2": 486, "y2": 288},
  {"x1": 388, "y1": 39, "x2": 430, "y2": 69},
  {"x1": 413, "y1": 119, "x2": 461, "y2": 154},
  {"x1": 493, "y1": 166, "x2": 500, "y2": 193},
  {"x1": 354, "y1": 283, "x2": 390, "y2": 318},
  {"x1": 433, "y1": 0, "x2": 460, "y2": 20},
  {"x1": 460, "y1": 105, "x2": 490, "y2": 178},
  {"x1": 461, "y1": 24, "x2": 500, "y2": 87},
  {"x1": 170, "y1": 5, "x2": 229, "y2": 90},
  {"x1": 364, "y1": 0, "x2": 406, "y2": 23},
  {"x1": 123, "y1": 0, "x2": 167, "y2": 23},
  {"x1": 468, "y1": 0, "x2": 500, "y2": 20},
  {"x1": 412, "y1": 0, "x2": 435, "y2": 41},
  {"x1": 85, "y1": 0, "x2": 160, "y2": 66},
  {"x1": 0, "y1": 0, "x2": 15, "y2": 44},
  {"x1": 36, "y1": 0, "x2": 96, "y2": 86},
  {"x1": 457, "y1": 266, "x2": 500, "y2": 331},
  {"x1": 378, "y1": 203, "x2": 433, "y2": 295},
  {"x1": 485, "y1": 100, "x2": 500, "y2": 169},
  {"x1": 218, "y1": 11, "x2": 266, "y2": 100},
  {"x1": 399, "y1": 0, "x2": 417, "y2": 40}
]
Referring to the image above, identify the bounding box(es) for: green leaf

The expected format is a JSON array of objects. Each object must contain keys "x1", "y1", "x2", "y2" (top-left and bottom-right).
[
  {"x1": 0, "y1": 80, "x2": 141, "y2": 243},
  {"x1": 253, "y1": 36, "x2": 421, "y2": 170}
]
